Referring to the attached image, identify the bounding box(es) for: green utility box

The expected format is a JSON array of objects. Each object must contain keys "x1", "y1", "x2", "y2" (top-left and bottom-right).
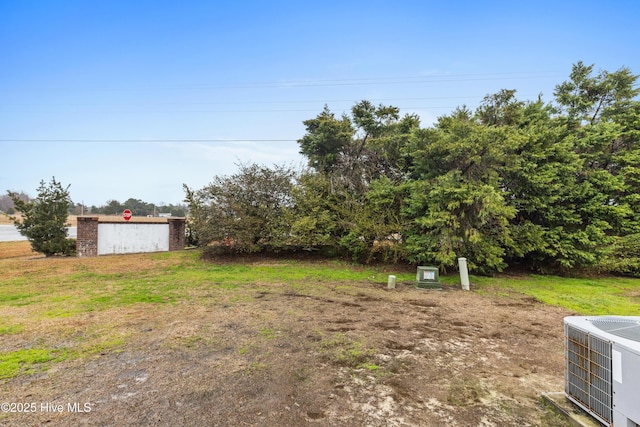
[{"x1": 416, "y1": 266, "x2": 441, "y2": 289}]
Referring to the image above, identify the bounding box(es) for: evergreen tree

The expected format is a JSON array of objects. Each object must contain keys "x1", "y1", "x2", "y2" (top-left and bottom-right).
[
  {"x1": 404, "y1": 108, "x2": 516, "y2": 272},
  {"x1": 8, "y1": 177, "x2": 74, "y2": 256}
]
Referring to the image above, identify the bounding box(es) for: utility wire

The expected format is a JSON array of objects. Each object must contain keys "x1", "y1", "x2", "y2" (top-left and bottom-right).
[
  {"x1": 0, "y1": 71, "x2": 562, "y2": 92},
  {"x1": 0, "y1": 95, "x2": 491, "y2": 107}
]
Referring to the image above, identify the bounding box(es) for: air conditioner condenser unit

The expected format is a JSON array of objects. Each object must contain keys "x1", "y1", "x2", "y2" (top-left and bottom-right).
[{"x1": 564, "y1": 316, "x2": 640, "y2": 426}]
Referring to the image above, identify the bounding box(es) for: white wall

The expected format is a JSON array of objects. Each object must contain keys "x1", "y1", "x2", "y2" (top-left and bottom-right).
[{"x1": 97, "y1": 223, "x2": 169, "y2": 255}]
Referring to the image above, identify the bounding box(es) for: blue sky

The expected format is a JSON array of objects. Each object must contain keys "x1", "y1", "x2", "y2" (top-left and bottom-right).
[{"x1": 1, "y1": 0, "x2": 639, "y2": 207}]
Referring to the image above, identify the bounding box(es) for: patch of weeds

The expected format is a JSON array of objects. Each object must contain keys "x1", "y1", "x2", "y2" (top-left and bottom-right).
[
  {"x1": 259, "y1": 327, "x2": 276, "y2": 339},
  {"x1": 539, "y1": 397, "x2": 576, "y2": 427},
  {"x1": 71, "y1": 327, "x2": 130, "y2": 358},
  {"x1": 0, "y1": 327, "x2": 129, "y2": 380},
  {"x1": 320, "y1": 334, "x2": 377, "y2": 369},
  {"x1": 82, "y1": 336, "x2": 127, "y2": 357},
  {"x1": 0, "y1": 348, "x2": 64, "y2": 380},
  {"x1": 0, "y1": 324, "x2": 24, "y2": 335},
  {"x1": 359, "y1": 363, "x2": 380, "y2": 371},
  {"x1": 246, "y1": 362, "x2": 268, "y2": 375},
  {"x1": 238, "y1": 343, "x2": 257, "y2": 355},
  {"x1": 42, "y1": 307, "x2": 84, "y2": 318},
  {"x1": 119, "y1": 293, "x2": 173, "y2": 304},
  {"x1": 446, "y1": 377, "x2": 487, "y2": 406},
  {"x1": 0, "y1": 293, "x2": 35, "y2": 306}
]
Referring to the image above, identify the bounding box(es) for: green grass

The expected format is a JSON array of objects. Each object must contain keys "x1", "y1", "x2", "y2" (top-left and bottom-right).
[
  {"x1": 1, "y1": 248, "x2": 639, "y2": 381},
  {"x1": 0, "y1": 348, "x2": 60, "y2": 379},
  {"x1": 0, "y1": 338, "x2": 119, "y2": 380},
  {"x1": 471, "y1": 274, "x2": 640, "y2": 315},
  {"x1": 0, "y1": 324, "x2": 24, "y2": 335}
]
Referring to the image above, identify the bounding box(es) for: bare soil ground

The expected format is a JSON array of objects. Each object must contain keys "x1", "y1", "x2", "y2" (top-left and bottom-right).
[{"x1": 0, "y1": 253, "x2": 572, "y2": 427}]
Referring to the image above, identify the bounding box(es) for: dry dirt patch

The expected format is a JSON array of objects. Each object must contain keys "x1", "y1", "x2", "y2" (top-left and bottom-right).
[
  {"x1": 0, "y1": 241, "x2": 37, "y2": 259},
  {"x1": 0, "y1": 262, "x2": 571, "y2": 427}
]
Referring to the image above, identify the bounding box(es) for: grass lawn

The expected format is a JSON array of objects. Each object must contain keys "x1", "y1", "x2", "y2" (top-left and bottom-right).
[
  {"x1": 1, "y1": 241, "x2": 638, "y2": 382},
  {"x1": 0, "y1": 246, "x2": 415, "y2": 380},
  {"x1": 471, "y1": 273, "x2": 640, "y2": 316}
]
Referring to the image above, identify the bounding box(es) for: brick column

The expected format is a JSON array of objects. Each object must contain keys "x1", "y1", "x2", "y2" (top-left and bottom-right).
[
  {"x1": 76, "y1": 216, "x2": 99, "y2": 257},
  {"x1": 167, "y1": 218, "x2": 186, "y2": 251}
]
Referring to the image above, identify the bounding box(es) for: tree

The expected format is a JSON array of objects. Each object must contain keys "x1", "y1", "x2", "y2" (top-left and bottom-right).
[
  {"x1": 498, "y1": 99, "x2": 605, "y2": 270},
  {"x1": 340, "y1": 175, "x2": 408, "y2": 263},
  {"x1": 183, "y1": 163, "x2": 296, "y2": 253},
  {"x1": 103, "y1": 199, "x2": 124, "y2": 215},
  {"x1": 476, "y1": 89, "x2": 524, "y2": 127},
  {"x1": 8, "y1": 177, "x2": 74, "y2": 256},
  {"x1": 404, "y1": 111, "x2": 517, "y2": 272},
  {"x1": 297, "y1": 105, "x2": 353, "y2": 174},
  {"x1": 296, "y1": 101, "x2": 419, "y2": 262},
  {"x1": 554, "y1": 61, "x2": 639, "y2": 125},
  {"x1": 286, "y1": 172, "x2": 340, "y2": 251},
  {"x1": 547, "y1": 63, "x2": 640, "y2": 268},
  {"x1": 298, "y1": 101, "x2": 420, "y2": 190}
]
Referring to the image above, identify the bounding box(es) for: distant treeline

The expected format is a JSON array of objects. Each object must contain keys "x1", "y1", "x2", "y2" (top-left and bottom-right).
[
  {"x1": 0, "y1": 194, "x2": 187, "y2": 218},
  {"x1": 87, "y1": 199, "x2": 188, "y2": 217},
  {"x1": 184, "y1": 62, "x2": 640, "y2": 276}
]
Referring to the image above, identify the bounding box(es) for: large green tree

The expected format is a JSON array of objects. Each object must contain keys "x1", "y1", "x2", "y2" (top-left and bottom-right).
[
  {"x1": 550, "y1": 62, "x2": 639, "y2": 268},
  {"x1": 404, "y1": 107, "x2": 517, "y2": 272},
  {"x1": 8, "y1": 177, "x2": 74, "y2": 256},
  {"x1": 551, "y1": 62, "x2": 640, "y2": 274},
  {"x1": 296, "y1": 101, "x2": 419, "y2": 261},
  {"x1": 298, "y1": 105, "x2": 353, "y2": 175},
  {"x1": 498, "y1": 98, "x2": 602, "y2": 269},
  {"x1": 554, "y1": 61, "x2": 638, "y2": 125},
  {"x1": 183, "y1": 163, "x2": 296, "y2": 253}
]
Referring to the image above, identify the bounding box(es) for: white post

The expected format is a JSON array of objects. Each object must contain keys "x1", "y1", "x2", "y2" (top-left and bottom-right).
[
  {"x1": 387, "y1": 275, "x2": 396, "y2": 289},
  {"x1": 458, "y1": 258, "x2": 470, "y2": 291}
]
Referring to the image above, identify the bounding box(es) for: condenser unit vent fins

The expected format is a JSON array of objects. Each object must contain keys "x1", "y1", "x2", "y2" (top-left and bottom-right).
[{"x1": 565, "y1": 324, "x2": 613, "y2": 425}]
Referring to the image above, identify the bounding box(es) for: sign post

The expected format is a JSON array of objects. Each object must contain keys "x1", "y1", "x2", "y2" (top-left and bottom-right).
[{"x1": 123, "y1": 209, "x2": 132, "y2": 221}]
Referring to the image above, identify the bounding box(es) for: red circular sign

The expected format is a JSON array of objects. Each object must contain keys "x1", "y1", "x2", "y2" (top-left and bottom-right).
[{"x1": 123, "y1": 209, "x2": 132, "y2": 221}]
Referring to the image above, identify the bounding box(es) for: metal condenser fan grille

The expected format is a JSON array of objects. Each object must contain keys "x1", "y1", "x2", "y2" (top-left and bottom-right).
[{"x1": 590, "y1": 317, "x2": 640, "y2": 343}]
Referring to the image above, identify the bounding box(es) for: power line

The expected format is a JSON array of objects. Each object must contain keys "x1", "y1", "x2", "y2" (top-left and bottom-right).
[
  {"x1": 165, "y1": 74, "x2": 558, "y2": 90},
  {"x1": 0, "y1": 93, "x2": 545, "y2": 110},
  {"x1": 0, "y1": 71, "x2": 562, "y2": 92},
  {"x1": 0, "y1": 107, "x2": 462, "y2": 115},
  {"x1": 0, "y1": 95, "x2": 489, "y2": 107}
]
